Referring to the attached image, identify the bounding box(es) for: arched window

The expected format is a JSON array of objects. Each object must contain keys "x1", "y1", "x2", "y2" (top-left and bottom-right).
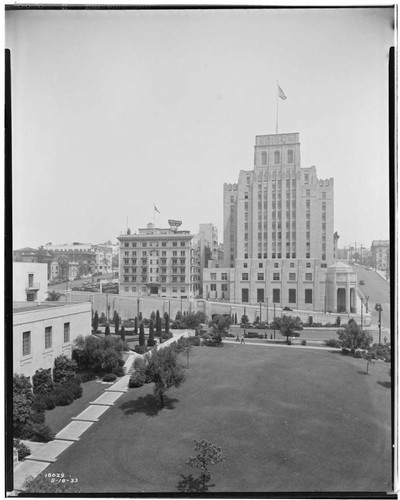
[
  {"x1": 261, "y1": 151, "x2": 268, "y2": 165},
  {"x1": 274, "y1": 150, "x2": 280, "y2": 164},
  {"x1": 287, "y1": 149, "x2": 294, "y2": 163}
]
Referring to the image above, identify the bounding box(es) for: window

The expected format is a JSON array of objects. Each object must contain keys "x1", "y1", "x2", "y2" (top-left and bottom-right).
[
  {"x1": 322, "y1": 192, "x2": 326, "y2": 199},
  {"x1": 261, "y1": 151, "x2": 267, "y2": 165},
  {"x1": 221, "y1": 283, "x2": 228, "y2": 292},
  {"x1": 124, "y1": 243, "x2": 129, "y2": 248},
  {"x1": 142, "y1": 242, "x2": 147, "y2": 247},
  {"x1": 64, "y1": 322, "x2": 70, "y2": 343},
  {"x1": 305, "y1": 173, "x2": 309, "y2": 184},
  {"x1": 242, "y1": 273, "x2": 249, "y2": 281},
  {"x1": 162, "y1": 242, "x2": 166, "y2": 247},
  {"x1": 257, "y1": 273, "x2": 264, "y2": 281},
  {"x1": 173, "y1": 242, "x2": 177, "y2": 247},
  {"x1": 288, "y1": 289, "x2": 296, "y2": 303},
  {"x1": 45, "y1": 326, "x2": 52, "y2": 350},
  {"x1": 181, "y1": 251, "x2": 185, "y2": 256},
  {"x1": 306, "y1": 189, "x2": 310, "y2": 197},
  {"x1": 124, "y1": 286, "x2": 129, "y2": 292},
  {"x1": 259, "y1": 263, "x2": 263, "y2": 268},
  {"x1": 210, "y1": 284, "x2": 217, "y2": 291},
  {"x1": 257, "y1": 288, "x2": 264, "y2": 302},
  {"x1": 242, "y1": 288, "x2": 249, "y2": 303},
  {"x1": 22, "y1": 331, "x2": 31, "y2": 357},
  {"x1": 26, "y1": 292, "x2": 35, "y2": 301},
  {"x1": 221, "y1": 273, "x2": 228, "y2": 280},
  {"x1": 274, "y1": 262, "x2": 279, "y2": 268},
  {"x1": 181, "y1": 242, "x2": 185, "y2": 247},
  {"x1": 273, "y1": 289, "x2": 280, "y2": 303},
  {"x1": 306, "y1": 262, "x2": 311, "y2": 268},
  {"x1": 305, "y1": 273, "x2": 312, "y2": 281},
  {"x1": 290, "y1": 262, "x2": 295, "y2": 268},
  {"x1": 273, "y1": 273, "x2": 280, "y2": 281},
  {"x1": 162, "y1": 287, "x2": 167, "y2": 292},
  {"x1": 289, "y1": 273, "x2": 296, "y2": 281},
  {"x1": 210, "y1": 273, "x2": 217, "y2": 280},
  {"x1": 305, "y1": 289, "x2": 313, "y2": 303},
  {"x1": 274, "y1": 150, "x2": 280, "y2": 164}
]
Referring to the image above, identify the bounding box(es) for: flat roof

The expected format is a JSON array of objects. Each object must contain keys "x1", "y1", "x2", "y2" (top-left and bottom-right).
[{"x1": 13, "y1": 301, "x2": 71, "y2": 313}]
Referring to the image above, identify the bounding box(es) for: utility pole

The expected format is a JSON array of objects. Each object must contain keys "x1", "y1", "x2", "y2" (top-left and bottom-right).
[{"x1": 375, "y1": 303, "x2": 383, "y2": 344}]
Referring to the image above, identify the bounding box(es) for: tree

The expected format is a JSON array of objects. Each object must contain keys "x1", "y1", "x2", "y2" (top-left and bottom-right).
[
  {"x1": 134, "y1": 316, "x2": 138, "y2": 334},
  {"x1": 186, "y1": 439, "x2": 226, "y2": 492},
  {"x1": 114, "y1": 311, "x2": 120, "y2": 335},
  {"x1": 241, "y1": 314, "x2": 249, "y2": 326},
  {"x1": 156, "y1": 310, "x2": 162, "y2": 336},
  {"x1": 32, "y1": 369, "x2": 54, "y2": 397},
  {"x1": 337, "y1": 319, "x2": 373, "y2": 351},
  {"x1": 57, "y1": 255, "x2": 69, "y2": 279},
  {"x1": 279, "y1": 315, "x2": 302, "y2": 343},
  {"x1": 120, "y1": 325, "x2": 126, "y2": 341},
  {"x1": 148, "y1": 320, "x2": 155, "y2": 347},
  {"x1": 176, "y1": 311, "x2": 182, "y2": 321},
  {"x1": 92, "y1": 311, "x2": 99, "y2": 332},
  {"x1": 13, "y1": 374, "x2": 34, "y2": 439},
  {"x1": 105, "y1": 324, "x2": 111, "y2": 336},
  {"x1": 234, "y1": 313, "x2": 237, "y2": 325},
  {"x1": 139, "y1": 323, "x2": 145, "y2": 346},
  {"x1": 150, "y1": 311, "x2": 156, "y2": 322},
  {"x1": 164, "y1": 312, "x2": 170, "y2": 333},
  {"x1": 144, "y1": 346, "x2": 185, "y2": 408},
  {"x1": 45, "y1": 290, "x2": 65, "y2": 301},
  {"x1": 174, "y1": 336, "x2": 195, "y2": 368}
]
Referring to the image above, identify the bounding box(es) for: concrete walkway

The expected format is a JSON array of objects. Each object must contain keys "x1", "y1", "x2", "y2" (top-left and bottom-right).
[
  {"x1": 223, "y1": 339, "x2": 337, "y2": 352},
  {"x1": 12, "y1": 330, "x2": 191, "y2": 493}
]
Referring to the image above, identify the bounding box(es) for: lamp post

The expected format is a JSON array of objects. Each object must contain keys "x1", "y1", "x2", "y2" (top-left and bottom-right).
[
  {"x1": 273, "y1": 302, "x2": 276, "y2": 339},
  {"x1": 375, "y1": 303, "x2": 383, "y2": 344},
  {"x1": 259, "y1": 302, "x2": 262, "y2": 323},
  {"x1": 266, "y1": 297, "x2": 269, "y2": 325},
  {"x1": 365, "y1": 295, "x2": 369, "y2": 313},
  {"x1": 360, "y1": 301, "x2": 363, "y2": 331}
]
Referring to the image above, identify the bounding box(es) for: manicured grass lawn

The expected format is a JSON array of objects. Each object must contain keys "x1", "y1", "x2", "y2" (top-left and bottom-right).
[
  {"x1": 45, "y1": 380, "x2": 109, "y2": 435},
  {"x1": 44, "y1": 344, "x2": 392, "y2": 494}
]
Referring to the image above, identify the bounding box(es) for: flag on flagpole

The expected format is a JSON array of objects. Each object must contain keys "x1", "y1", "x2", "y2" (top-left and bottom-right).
[
  {"x1": 154, "y1": 204, "x2": 160, "y2": 214},
  {"x1": 278, "y1": 84, "x2": 287, "y2": 100}
]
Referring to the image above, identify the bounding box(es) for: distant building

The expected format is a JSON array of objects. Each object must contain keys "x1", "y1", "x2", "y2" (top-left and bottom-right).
[
  {"x1": 13, "y1": 247, "x2": 39, "y2": 263},
  {"x1": 118, "y1": 223, "x2": 201, "y2": 299},
  {"x1": 203, "y1": 132, "x2": 357, "y2": 313},
  {"x1": 198, "y1": 223, "x2": 219, "y2": 295},
  {"x1": 371, "y1": 240, "x2": 389, "y2": 271}
]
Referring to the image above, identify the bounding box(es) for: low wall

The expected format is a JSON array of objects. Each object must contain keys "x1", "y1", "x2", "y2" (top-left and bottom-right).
[{"x1": 63, "y1": 292, "x2": 371, "y2": 327}]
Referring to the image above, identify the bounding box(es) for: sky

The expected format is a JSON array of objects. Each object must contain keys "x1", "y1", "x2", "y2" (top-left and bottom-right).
[{"x1": 6, "y1": 6, "x2": 394, "y2": 250}]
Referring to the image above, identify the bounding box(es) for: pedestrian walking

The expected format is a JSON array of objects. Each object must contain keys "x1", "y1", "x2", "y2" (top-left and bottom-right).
[
  {"x1": 240, "y1": 334, "x2": 245, "y2": 344},
  {"x1": 235, "y1": 333, "x2": 240, "y2": 342}
]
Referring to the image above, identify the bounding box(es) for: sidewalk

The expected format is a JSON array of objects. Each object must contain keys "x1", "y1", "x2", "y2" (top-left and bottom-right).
[
  {"x1": 12, "y1": 330, "x2": 190, "y2": 493},
  {"x1": 223, "y1": 339, "x2": 336, "y2": 352}
]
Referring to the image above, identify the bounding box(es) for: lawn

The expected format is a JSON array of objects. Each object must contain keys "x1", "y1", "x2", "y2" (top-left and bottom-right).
[
  {"x1": 43, "y1": 344, "x2": 392, "y2": 494},
  {"x1": 45, "y1": 380, "x2": 109, "y2": 435}
]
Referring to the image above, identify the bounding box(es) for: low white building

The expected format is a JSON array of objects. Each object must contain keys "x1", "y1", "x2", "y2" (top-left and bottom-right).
[
  {"x1": 13, "y1": 262, "x2": 47, "y2": 303},
  {"x1": 13, "y1": 301, "x2": 92, "y2": 380}
]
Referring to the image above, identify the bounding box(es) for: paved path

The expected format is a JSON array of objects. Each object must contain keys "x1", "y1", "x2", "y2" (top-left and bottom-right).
[
  {"x1": 12, "y1": 330, "x2": 190, "y2": 494},
  {"x1": 223, "y1": 339, "x2": 337, "y2": 351}
]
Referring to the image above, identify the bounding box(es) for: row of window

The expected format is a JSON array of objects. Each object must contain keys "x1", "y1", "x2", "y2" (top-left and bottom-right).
[
  {"x1": 122, "y1": 285, "x2": 187, "y2": 294},
  {"x1": 123, "y1": 241, "x2": 187, "y2": 248},
  {"x1": 260, "y1": 149, "x2": 294, "y2": 166},
  {"x1": 241, "y1": 288, "x2": 313, "y2": 304},
  {"x1": 241, "y1": 272, "x2": 312, "y2": 281},
  {"x1": 22, "y1": 323, "x2": 70, "y2": 357}
]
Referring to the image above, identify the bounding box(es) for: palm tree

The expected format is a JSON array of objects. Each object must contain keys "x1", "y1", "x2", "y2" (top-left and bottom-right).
[{"x1": 45, "y1": 290, "x2": 65, "y2": 301}]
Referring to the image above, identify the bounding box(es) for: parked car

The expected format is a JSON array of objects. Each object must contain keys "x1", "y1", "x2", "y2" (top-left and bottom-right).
[
  {"x1": 254, "y1": 323, "x2": 268, "y2": 329},
  {"x1": 283, "y1": 306, "x2": 293, "y2": 311},
  {"x1": 359, "y1": 280, "x2": 365, "y2": 285}
]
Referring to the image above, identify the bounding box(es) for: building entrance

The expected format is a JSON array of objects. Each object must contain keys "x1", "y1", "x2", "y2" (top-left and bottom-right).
[{"x1": 337, "y1": 288, "x2": 346, "y2": 313}]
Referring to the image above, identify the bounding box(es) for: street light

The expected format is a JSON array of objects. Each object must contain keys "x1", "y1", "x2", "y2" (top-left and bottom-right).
[{"x1": 375, "y1": 303, "x2": 383, "y2": 344}]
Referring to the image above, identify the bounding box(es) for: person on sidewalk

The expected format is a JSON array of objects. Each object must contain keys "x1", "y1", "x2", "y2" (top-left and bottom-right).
[
  {"x1": 240, "y1": 333, "x2": 245, "y2": 344},
  {"x1": 235, "y1": 333, "x2": 240, "y2": 342}
]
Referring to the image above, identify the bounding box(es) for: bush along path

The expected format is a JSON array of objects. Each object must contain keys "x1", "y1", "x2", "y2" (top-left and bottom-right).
[{"x1": 13, "y1": 330, "x2": 191, "y2": 494}]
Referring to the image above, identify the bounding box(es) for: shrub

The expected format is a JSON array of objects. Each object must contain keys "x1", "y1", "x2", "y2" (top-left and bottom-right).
[
  {"x1": 135, "y1": 345, "x2": 148, "y2": 355},
  {"x1": 79, "y1": 371, "x2": 96, "y2": 382},
  {"x1": 113, "y1": 365, "x2": 125, "y2": 377},
  {"x1": 13, "y1": 439, "x2": 31, "y2": 460},
  {"x1": 342, "y1": 348, "x2": 349, "y2": 355},
  {"x1": 187, "y1": 336, "x2": 200, "y2": 346},
  {"x1": 103, "y1": 373, "x2": 117, "y2": 382},
  {"x1": 53, "y1": 355, "x2": 78, "y2": 384},
  {"x1": 44, "y1": 393, "x2": 57, "y2": 410},
  {"x1": 32, "y1": 395, "x2": 47, "y2": 414},
  {"x1": 301, "y1": 340, "x2": 307, "y2": 346},
  {"x1": 54, "y1": 387, "x2": 75, "y2": 406},
  {"x1": 354, "y1": 350, "x2": 363, "y2": 358},
  {"x1": 29, "y1": 423, "x2": 54, "y2": 442},
  {"x1": 286, "y1": 340, "x2": 292, "y2": 345},
  {"x1": 162, "y1": 331, "x2": 173, "y2": 341},
  {"x1": 32, "y1": 369, "x2": 54, "y2": 397},
  {"x1": 21, "y1": 473, "x2": 80, "y2": 494},
  {"x1": 128, "y1": 370, "x2": 146, "y2": 388},
  {"x1": 325, "y1": 339, "x2": 342, "y2": 348}
]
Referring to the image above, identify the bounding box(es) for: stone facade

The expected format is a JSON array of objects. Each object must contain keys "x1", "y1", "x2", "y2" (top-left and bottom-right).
[{"x1": 204, "y1": 132, "x2": 356, "y2": 313}]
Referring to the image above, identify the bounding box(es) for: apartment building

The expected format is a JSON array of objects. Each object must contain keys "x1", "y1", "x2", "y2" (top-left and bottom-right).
[
  {"x1": 118, "y1": 223, "x2": 201, "y2": 299},
  {"x1": 204, "y1": 132, "x2": 357, "y2": 313},
  {"x1": 371, "y1": 240, "x2": 389, "y2": 271}
]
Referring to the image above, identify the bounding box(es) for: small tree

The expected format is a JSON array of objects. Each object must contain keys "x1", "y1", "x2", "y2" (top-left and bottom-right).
[
  {"x1": 53, "y1": 355, "x2": 78, "y2": 384},
  {"x1": 241, "y1": 314, "x2": 249, "y2": 326},
  {"x1": 164, "y1": 312, "x2": 170, "y2": 333},
  {"x1": 156, "y1": 310, "x2": 162, "y2": 336},
  {"x1": 150, "y1": 311, "x2": 156, "y2": 322},
  {"x1": 338, "y1": 319, "x2": 373, "y2": 351},
  {"x1": 148, "y1": 320, "x2": 155, "y2": 347},
  {"x1": 186, "y1": 439, "x2": 226, "y2": 492},
  {"x1": 234, "y1": 313, "x2": 237, "y2": 325},
  {"x1": 13, "y1": 374, "x2": 34, "y2": 439},
  {"x1": 280, "y1": 315, "x2": 302, "y2": 343},
  {"x1": 120, "y1": 325, "x2": 126, "y2": 341},
  {"x1": 114, "y1": 312, "x2": 120, "y2": 335},
  {"x1": 145, "y1": 346, "x2": 185, "y2": 408},
  {"x1": 134, "y1": 316, "x2": 138, "y2": 334},
  {"x1": 139, "y1": 323, "x2": 145, "y2": 346},
  {"x1": 92, "y1": 311, "x2": 99, "y2": 332},
  {"x1": 138, "y1": 312, "x2": 143, "y2": 322},
  {"x1": 32, "y1": 369, "x2": 54, "y2": 397},
  {"x1": 176, "y1": 311, "x2": 182, "y2": 321},
  {"x1": 105, "y1": 324, "x2": 111, "y2": 336}
]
